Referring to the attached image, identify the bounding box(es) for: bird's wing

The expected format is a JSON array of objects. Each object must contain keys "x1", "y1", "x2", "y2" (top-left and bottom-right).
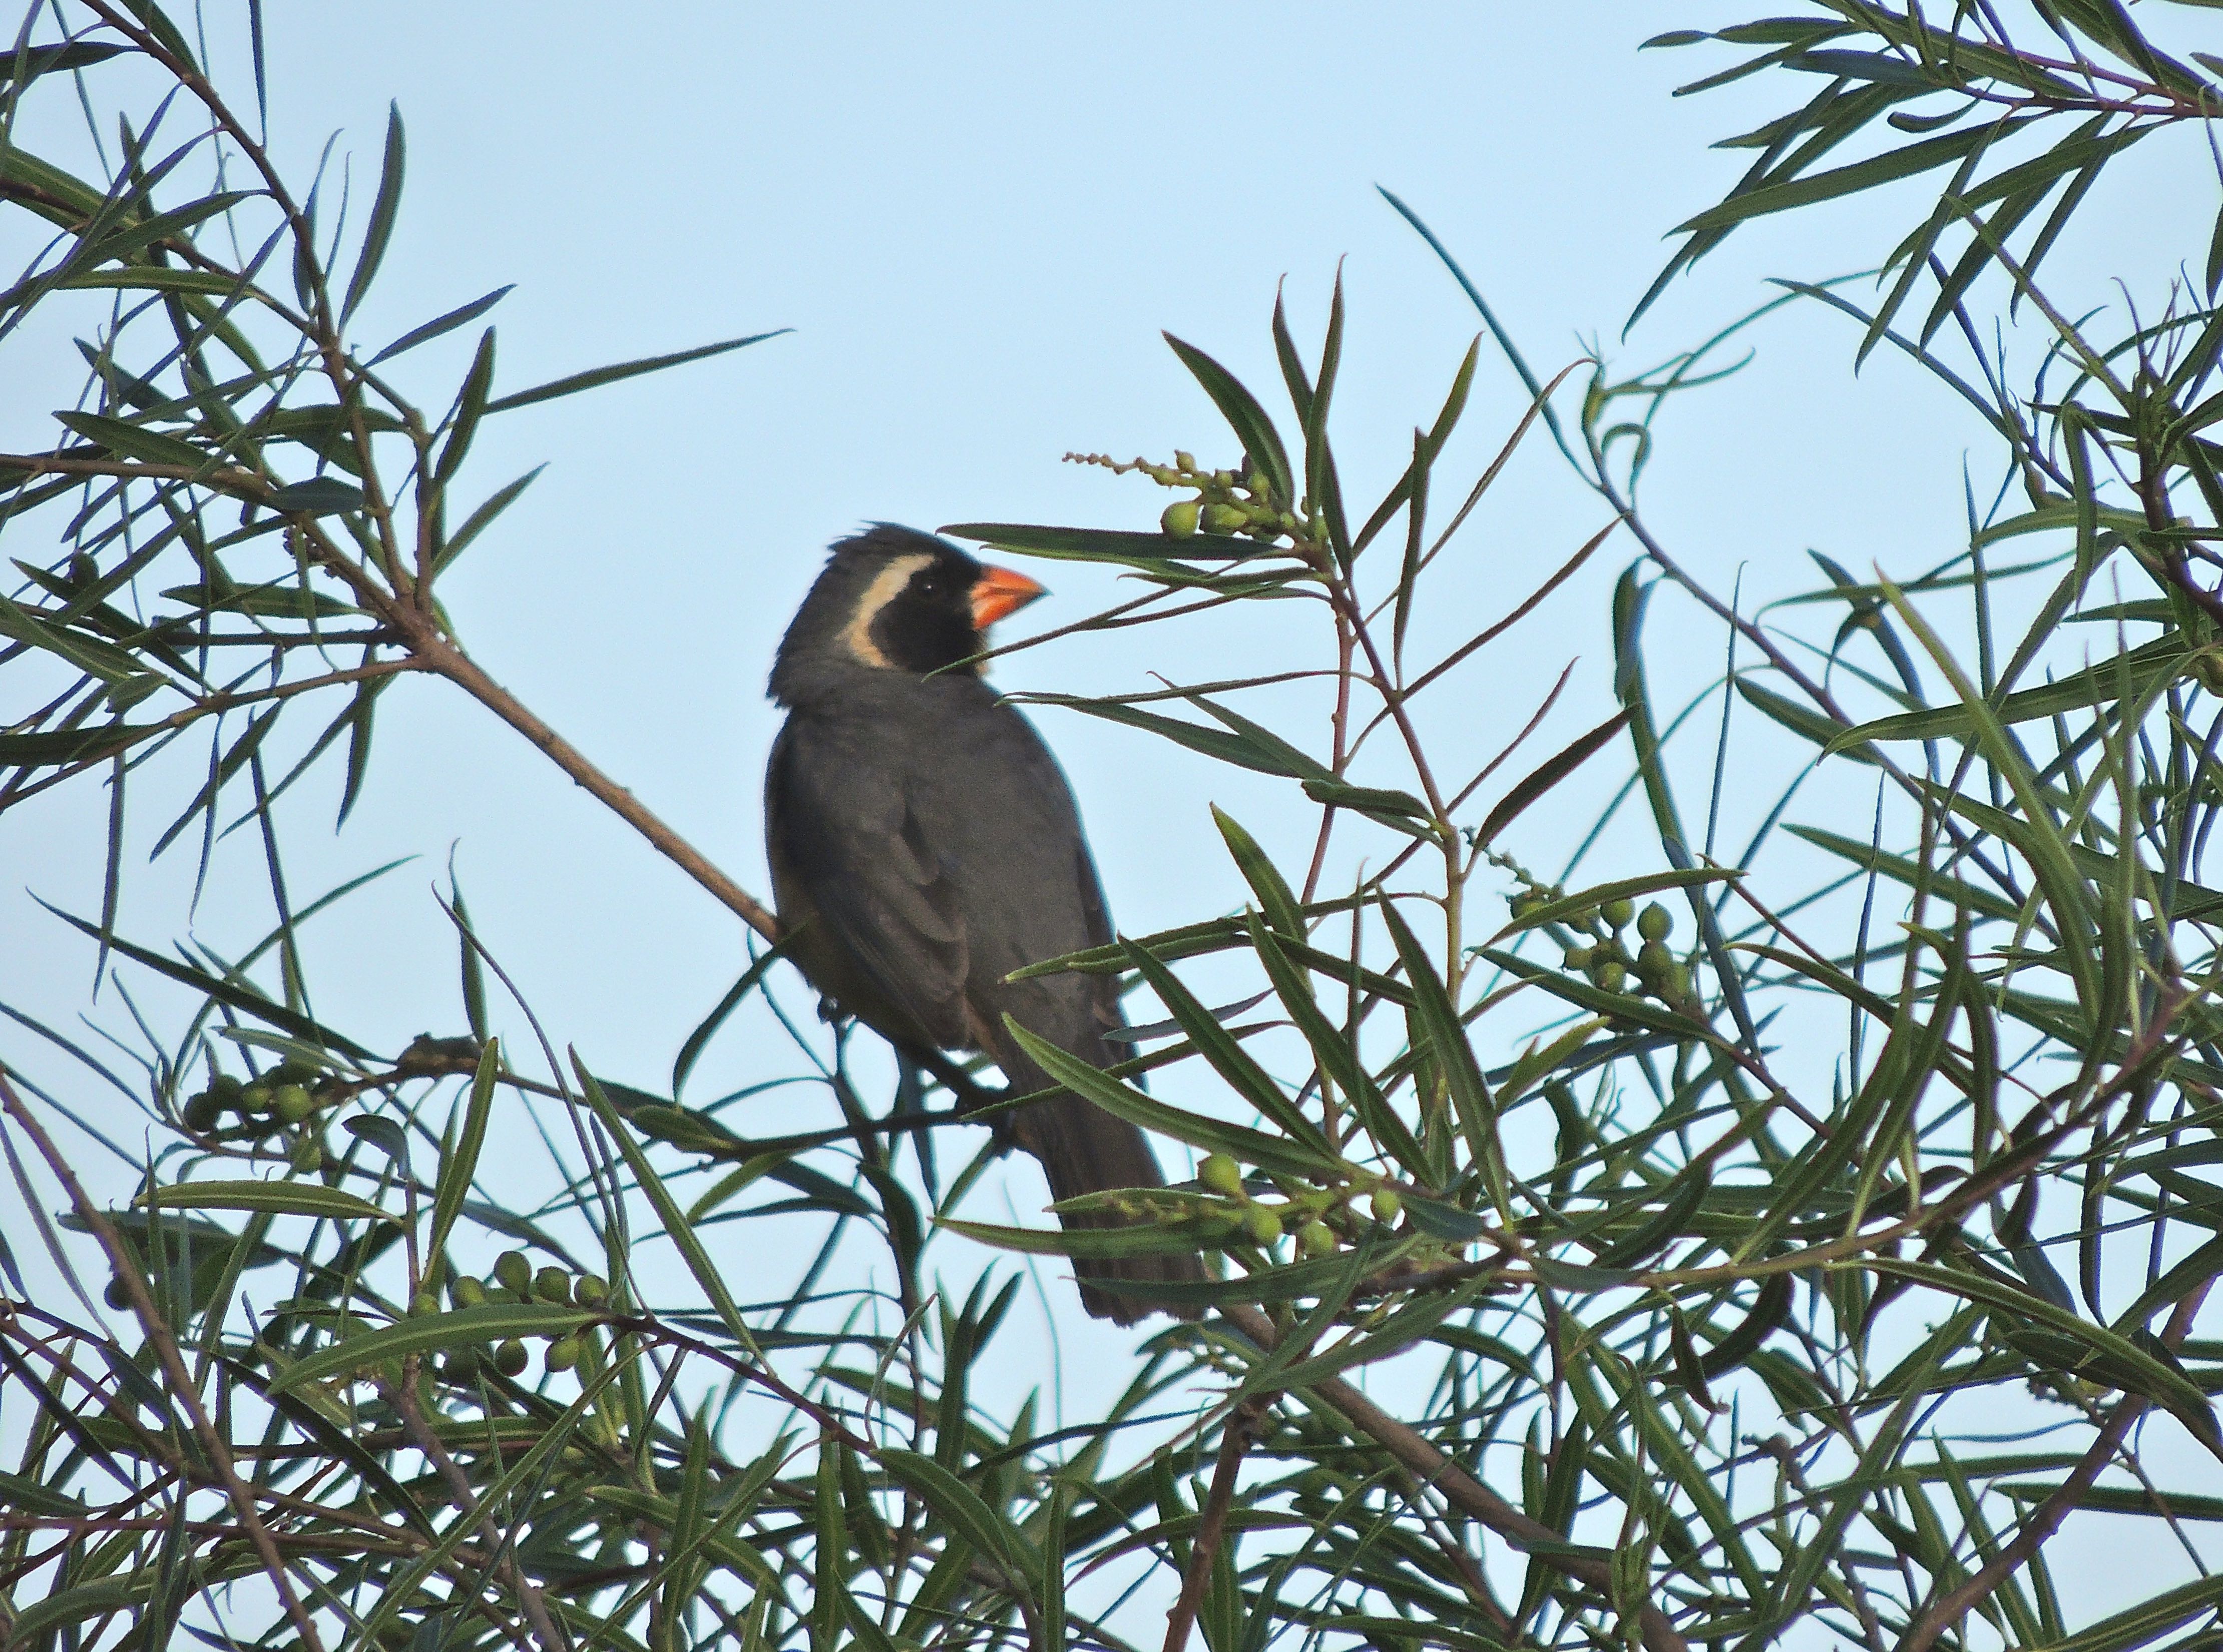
[
  {"x1": 766, "y1": 722, "x2": 971, "y2": 1051},
  {"x1": 1068, "y1": 832, "x2": 1128, "y2": 1046}
]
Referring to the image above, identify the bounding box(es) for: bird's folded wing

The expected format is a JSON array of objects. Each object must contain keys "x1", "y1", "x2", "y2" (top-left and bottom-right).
[{"x1": 767, "y1": 727, "x2": 971, "y2": 1050}]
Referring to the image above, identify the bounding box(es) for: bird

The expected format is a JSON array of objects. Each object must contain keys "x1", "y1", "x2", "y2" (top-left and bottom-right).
[{"x1": 764, "y1": 523, "x2": 1208, "y2": 1324}]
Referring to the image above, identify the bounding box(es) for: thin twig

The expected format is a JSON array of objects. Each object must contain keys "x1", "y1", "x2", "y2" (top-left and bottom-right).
[
  {"x1": 1216, "y1": 1302, "x2": 1688, "y2": 1652},
  {"x1": 377, "y1": 1374, "x2": 570, "y2": 1652},
  {"x1": 1162, "y1": 1394, "x2": 1269, "y2": 1652},
  {"x1": 1898, "y1": 1280, "x2": 2215, "y2": 1652},
  {"x1": 0, "y1": 1066, "x2": 328, "y2": 1652}
]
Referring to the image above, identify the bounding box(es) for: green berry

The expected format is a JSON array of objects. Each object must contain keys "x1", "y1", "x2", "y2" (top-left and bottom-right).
[
  {"x1": 1664, "y1": 963, "x2": 1693, "y2": 999},
  {"x1": 1370, "y1": 1186, "x2": 1402, "y2": 1224},
  {"x1": 1173, "y1": 450, "x2": 1196, "y2": 473},
  {"x1": 410, "y1": 1291, "x2": 440, "y2": 1318},
  {"x1": 1637, "y1": 940, "x2": 1673, "y2": 977},
  {"x1": 1244, "y1": 1206, "x2": 1284, "y2": 1247},
  {"x1": 534, "y1": 1267, "x2": 573, "y2": 1305},
  {"x1": 1202, "y1": 502, "x2": 1249, "y2": 535},
  {"x1": 1562, "y1": 946, "x2": 1594, "y2": 971},
  {"x1": 493, "y1": 1251, "x2": 532, "y2": 1298},
  {"x1": 493, "y1": 1339, "x2": 529, "y2": 1377},
  {"x1": 574, "y1": 1273, "x2": 609, "y2": 1309},
  {"x1": 1198, "y1": 1154, "x2": 1244, "y2": 1198},
  {"x1": 105, "y1": 1276, "x2": 133, "y2": 1310},
  {"x1": 291, "y1": 1135, "x2": 323, "y2": 1174},
  {"x1": 210, "y1": 1074, "x2": 245, "y2": 1109},
  {"x1": 452, "y1": 1275, "x2": 488, "y2": 1309},
  {"x1": 1299, "y1": 1221, "x2": 1337, "y2": 1258},
  {"x1": 1637, "y1": 902, "x2": 1672, "y2": 942},
  {"x1": 545, "y1": 1334, "x2": 582, "y2": 1373},
  {"x1": 1602, "y1": 897, "x2": 1635, "y2": 931},
  {"x1": 183, "y1": 1090, "x2": 222, "y2": 1132},
  {"x1": 273, "y1": 1083, "x2": 316, "y2": 1125},
  {"x1": 1594, "y1": 959, "x2": 1627, "y2": 994},
  {"x1": 1161, "y1": 498, "x2": 1201, "y2": 538}
]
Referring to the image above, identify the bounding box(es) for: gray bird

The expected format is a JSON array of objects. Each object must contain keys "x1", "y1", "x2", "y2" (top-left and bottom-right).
[{"x1": 765, "y1": 524, "x2": 1207, "y2": 1323}]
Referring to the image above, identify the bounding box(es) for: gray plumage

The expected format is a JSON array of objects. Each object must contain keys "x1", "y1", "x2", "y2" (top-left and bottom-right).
[{"x1": 766, "y1": 525, "x2": 1206, "y2": 1323}]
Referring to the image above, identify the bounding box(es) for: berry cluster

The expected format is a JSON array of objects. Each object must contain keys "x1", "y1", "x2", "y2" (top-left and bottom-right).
[
  {"x1": 1186, "y1": 1152, "x2": 1403, "y2": 1261},
  {"x1": 181, "y1": 1059, "x2": 332, "y2": 1134},
  {"x1": 439, "y1": 1249, "x2": 611, "y2": 1382},
  {"x1": 1507, "y1": 883, "x2": 1695, "y2": 1006},
  {"x1": 1065, "y1": 449, "x2": 1317, "y2": 548}
]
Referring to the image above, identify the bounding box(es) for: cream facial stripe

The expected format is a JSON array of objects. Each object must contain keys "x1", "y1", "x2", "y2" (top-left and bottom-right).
[{"x1": 840, "y1": 553, "x2": 936, "y2": 669}]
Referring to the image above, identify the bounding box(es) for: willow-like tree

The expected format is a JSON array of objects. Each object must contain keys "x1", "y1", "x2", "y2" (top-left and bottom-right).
[{"x1": 4, "y1": 5, "x2": 2222, "y2": 1650}]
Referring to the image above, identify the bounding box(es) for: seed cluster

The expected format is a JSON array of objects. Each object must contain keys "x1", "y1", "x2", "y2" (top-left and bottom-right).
[
  {"x1": 1065, "y1": 449, "x2": 1319, "y2": 548},
  {"x1": 1508, "y1": 885, "x2": 1696, "y2": 1007}
]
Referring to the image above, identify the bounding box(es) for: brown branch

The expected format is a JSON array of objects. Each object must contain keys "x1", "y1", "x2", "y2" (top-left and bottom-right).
[
  {"x1": 377, "y1": 1374, "x2": 567, "y2": 1652},
  {"x1": 1163, "y1": 1394, "x2": 1268, "y2": 1652},
  {"x1": 1898, "y1": 1280, "x2": 2215, "y2": 1652},
  {"x1": 287, "y1": 543, "x2": 781, "y2": 943},
  {"x1": 1216, "y1": 1302, "x2": 1687, "y2": 1652},
  {"x1": 0, "y1": 1066, "x2": 328, "y2": 1652}
]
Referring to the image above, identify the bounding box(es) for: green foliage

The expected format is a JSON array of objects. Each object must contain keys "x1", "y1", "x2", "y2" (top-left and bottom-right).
[{"x1": 5, "y1": 3, "x2": 2223, "y2": 1651}]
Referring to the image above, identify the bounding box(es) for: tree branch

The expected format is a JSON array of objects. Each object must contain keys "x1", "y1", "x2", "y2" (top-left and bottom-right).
[
  {"x1": 1898, "y1": 1280, "x2": 2216, "y2": 1652},
  {"x1": 1216, "y1": 1302, "x2": 1688, "y2": 1652},
  {"x1": 0, "y1": 1066, "x2": 328, "y2": 1652}
]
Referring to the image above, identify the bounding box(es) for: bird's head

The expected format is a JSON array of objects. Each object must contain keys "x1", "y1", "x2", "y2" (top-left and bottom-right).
[{"x1": 771, "y1": 525, "x2": 1046, "y2": 704}]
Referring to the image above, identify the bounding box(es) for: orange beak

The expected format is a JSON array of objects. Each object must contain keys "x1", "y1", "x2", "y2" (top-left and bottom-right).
[{"x1": 970, "y1": 564, "x2": 1047, "y2": 630}]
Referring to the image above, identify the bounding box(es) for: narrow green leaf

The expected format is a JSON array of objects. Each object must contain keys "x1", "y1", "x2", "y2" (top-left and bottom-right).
[
  {"x1": 1118, "y1": 939, "x2": 1336, "y2": 1155},
  {"x1": 433, "y1": 326, "x2": 496, "y2": 482},
  {"x1": 267, "y1": 476, "x2": 364, "y2": 514},
  {"x1": 342, "y1": 104, "x2": 405, "y2": 321},
  {"x1": 137, "y1": 1179, "x2": 393, "y2": 1223},
  {"x1": 1834, "y1": 633, "x2": 2185, "y2": 746},
  {"x1": 367, "y1": 284, "x2": 513, "y2": 364},
  {"x1": 433, "y1": 463, "x2": 543, "y2": 576},
  {"x1": 0, "y1": 41, "x2": 129, "y2": 85},
  {"x1": 1015, "y1": 692, "x2": 1312, "y2": 778},
  {"x1": 52, "y1": 266, "x2": 244, "y2": 297},
  {"x1": 0, "y1": 588, "x2": 151, "y2": 683},
  {"x1": 0, "y1": 725, "x2": 158, "y2": 768},
  {"x1": 674, "y1": 942, "x2": 788, "y2": 1097},
  {"x1": 1211, "y1": 807, "x2": 1302, "y2": 939},
  {"x1": 942, "y1": 521, "x2": 1271, "y2": 563},
  {"x1": 267, "y1": 1301, "x2": 591, "y2": 1393},
  {"x1": 53, "y1": 409, "x2": 209, "y2": 470},
  {"x1": 1002, "y1": 1020, "x2": 1336, "y2": 1180},
  {"x1": 1735, "y1": 677, "x2": 1881, "y2": 762},
  {"x1": 424, "y1": 1040, "x2": 498, "y2": 1270},
  {"x1": 1676, "y1": 116, "x2": 2038, "y2": 236},
  {"x1": 575, "y1": 1057, "x2": 764, "y2": 1355},
  {"x1": 1380, "y1": 901, "x2": 1502, "y2": 1204},
  {"x1": 1246, "y1": 915, "x2": 1431, "y2": 1181},
  {"x1": 1300, "y1": 776, "x2": 1437, "y2": 836},
  {"x1": 1162, "y1": 333, "x2": 1294, "y2": 507},
  {"x1": 878, "y1": 1448, "x2": 1034, "y2": 1582},
  {"x1": 484, "y1": 330, "x2": 787, "y2": 414},
  {"x1": 1476, "y1": 710, "x2": 1632, "y2": 847}
]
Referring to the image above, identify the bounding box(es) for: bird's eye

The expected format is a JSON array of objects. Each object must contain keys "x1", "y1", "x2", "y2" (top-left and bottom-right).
[{"x1": 913, "y1": 570, "x2": 944, "y2": 596}]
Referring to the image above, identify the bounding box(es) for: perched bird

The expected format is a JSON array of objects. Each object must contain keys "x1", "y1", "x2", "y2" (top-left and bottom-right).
[{"x1": 765, "y1": 524, "x2": 1207, "y2": 1324}]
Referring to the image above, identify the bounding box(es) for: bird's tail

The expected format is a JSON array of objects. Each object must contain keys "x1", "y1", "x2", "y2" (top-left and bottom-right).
[{"x1": 1001, "y1": 1057, "x2": 1210, "y2": 1326}]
